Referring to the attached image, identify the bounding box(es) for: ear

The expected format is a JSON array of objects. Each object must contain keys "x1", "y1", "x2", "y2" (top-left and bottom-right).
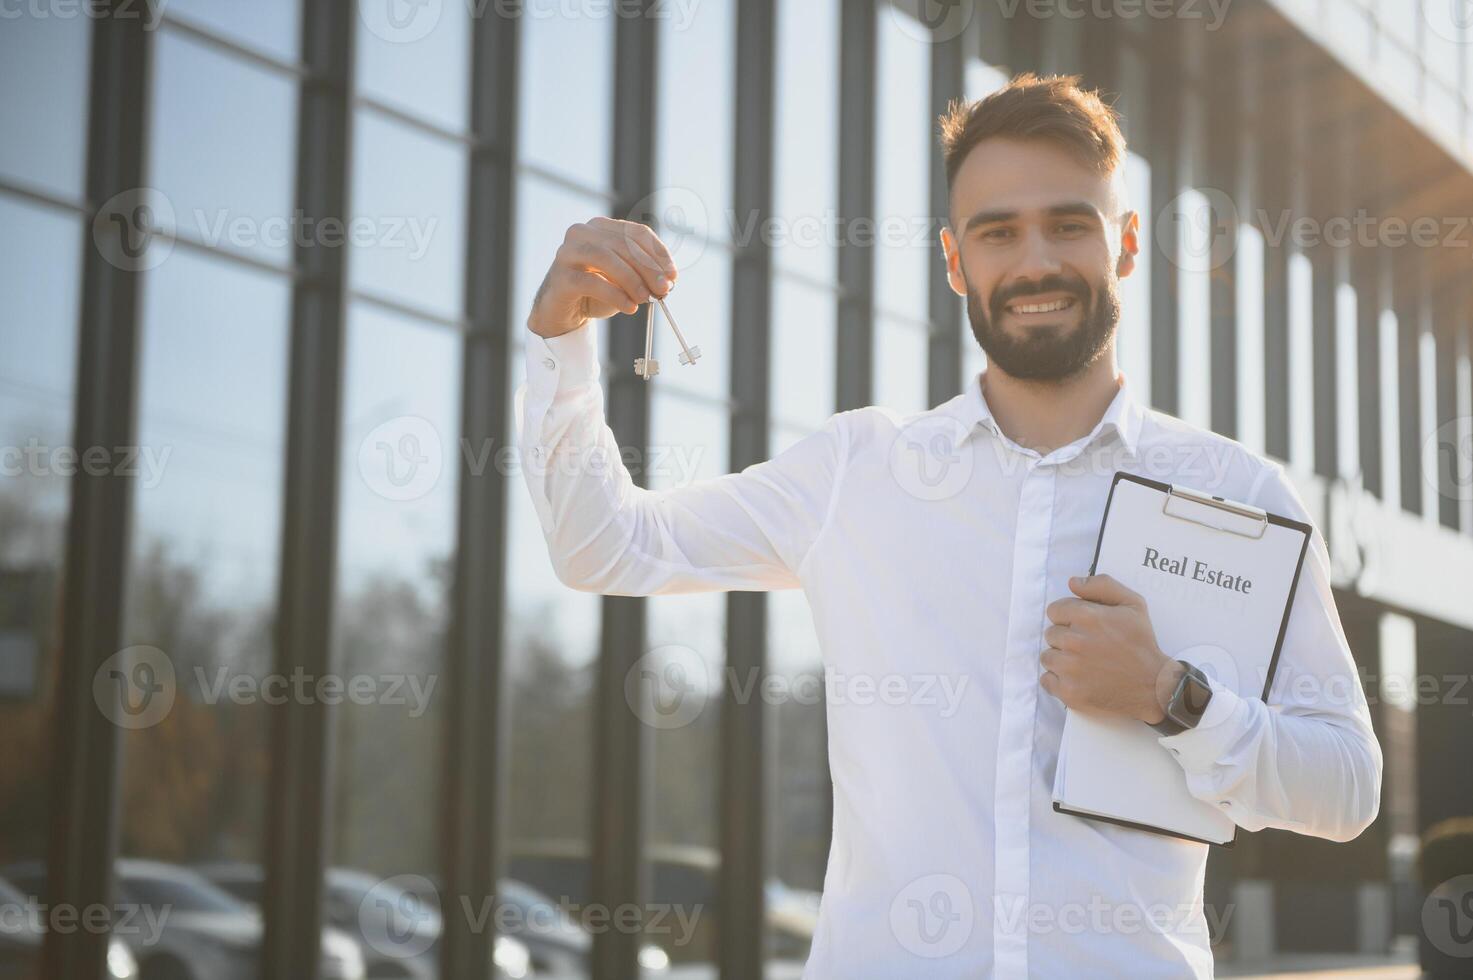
[
  {"x1": 940, "y1": 225, "x2": 967, "y2": 297},
  {"x1": 1115, "y1": 210, "x2": 1140, "y2": 280}
]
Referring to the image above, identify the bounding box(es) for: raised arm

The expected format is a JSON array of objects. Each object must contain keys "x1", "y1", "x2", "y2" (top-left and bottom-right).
[{"x1": 514, "y1": 216, "x2": 846, "y2": 596}]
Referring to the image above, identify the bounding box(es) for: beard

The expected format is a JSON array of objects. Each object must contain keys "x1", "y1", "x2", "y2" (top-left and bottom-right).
[{"x1": 966, "y1": 271, "x2": 1120, "y2": 382}]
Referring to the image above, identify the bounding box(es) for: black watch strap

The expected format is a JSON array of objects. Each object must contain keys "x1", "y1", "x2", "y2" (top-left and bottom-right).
[{"x1": 1149, "y1": 661, "x2": 1212, "y2": 737}]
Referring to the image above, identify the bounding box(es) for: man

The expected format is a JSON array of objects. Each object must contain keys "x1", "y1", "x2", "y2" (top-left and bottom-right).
[{"x1": 515, "y1": 73, "x2": 1381, "y2": 978}]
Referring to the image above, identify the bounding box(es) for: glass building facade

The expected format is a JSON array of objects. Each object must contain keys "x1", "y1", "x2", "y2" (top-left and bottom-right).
[{"x1": 3, "y1": 1, "x2": 1473, "y2": 978}]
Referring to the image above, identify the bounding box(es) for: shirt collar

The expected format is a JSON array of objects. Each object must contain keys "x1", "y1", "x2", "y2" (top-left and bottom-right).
[{"x1": 948, "y1": 368, "x2": 1144, "y2": 458}]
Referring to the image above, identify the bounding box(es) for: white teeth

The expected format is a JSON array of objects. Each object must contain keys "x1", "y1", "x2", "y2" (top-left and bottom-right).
[{"x1": 1010, "y1": 298, "x2": 1072, "y2": 314}]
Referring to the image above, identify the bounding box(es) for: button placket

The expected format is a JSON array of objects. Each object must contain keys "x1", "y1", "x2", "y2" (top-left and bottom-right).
[{"x1": 991, "y1": 464, "x2": 1057, "y2": 978}]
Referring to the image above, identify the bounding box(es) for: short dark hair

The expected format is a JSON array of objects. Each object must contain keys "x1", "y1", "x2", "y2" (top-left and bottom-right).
[{"x1": 938, "y1": 72, "x2": 1126, "y2": 191}]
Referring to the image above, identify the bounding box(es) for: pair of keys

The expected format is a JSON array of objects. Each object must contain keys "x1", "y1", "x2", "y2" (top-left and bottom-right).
[{"x1": 634, "y1": 294, "x2": 700, "y2": 380}]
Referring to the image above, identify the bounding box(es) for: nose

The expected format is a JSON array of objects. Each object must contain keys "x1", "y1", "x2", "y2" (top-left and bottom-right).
[{"x1": 1011, "y1": 226, "x2": 1064, "y2": 284}]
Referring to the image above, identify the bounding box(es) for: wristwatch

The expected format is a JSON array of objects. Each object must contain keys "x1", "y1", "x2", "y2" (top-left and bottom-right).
[{"x1": 1149, "y1": 660, "x2": 1214, "y2": 736}]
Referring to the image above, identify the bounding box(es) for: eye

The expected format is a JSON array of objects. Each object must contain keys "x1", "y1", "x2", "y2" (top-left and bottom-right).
[
  {"x1": 1056, "y1": 221, "x2": 1089, "y2": 235},
  {"x1": 980, "y1": 227, "x2": 1013, "y2": 242}
]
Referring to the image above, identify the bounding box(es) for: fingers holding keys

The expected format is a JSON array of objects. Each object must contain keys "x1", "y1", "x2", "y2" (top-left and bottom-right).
[{"x1": 529, "y1": 216, "x2": 680, "y2": 339}]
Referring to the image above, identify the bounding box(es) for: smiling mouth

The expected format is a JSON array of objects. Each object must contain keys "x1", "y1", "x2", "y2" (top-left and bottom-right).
[{"x1": 1005, "y1": 296, "x2": 1078, "y2": 316}]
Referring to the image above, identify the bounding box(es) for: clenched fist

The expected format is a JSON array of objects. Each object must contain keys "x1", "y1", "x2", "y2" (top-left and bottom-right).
[{"x1": 528, "y1": 216, "x2": 680, "y2": 339}]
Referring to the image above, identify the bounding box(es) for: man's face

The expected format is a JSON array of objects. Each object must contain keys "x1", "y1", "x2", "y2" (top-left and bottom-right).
[{"x1": 941, "y1": 137, "x2": 1139, "y2": 382}]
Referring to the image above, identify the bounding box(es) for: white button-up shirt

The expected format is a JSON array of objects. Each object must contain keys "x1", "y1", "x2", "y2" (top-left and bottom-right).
[{"x1": 514, "y1": 323, "x2": 1382, "y2": 979}]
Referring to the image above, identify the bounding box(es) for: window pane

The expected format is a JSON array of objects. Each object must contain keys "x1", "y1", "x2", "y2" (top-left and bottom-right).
[
  {"x1": 655, "y1": 248, "x2": 731, "y2": 402},
  {"x1": 167, "y1": 0, "x2": 302, "y2": 62},
  {"x1": 328, "y1": 304, "x2": 459, "y2": 974},
  {"x1": 0, "y1": 11, "x2": 90, "y2": 201},
  {"x1": 152, "y1": 29, "x2": 299, "y2": 267},
  {"x1": 0, "y1": 198, "x2": 81, "y2": 901},
  {"x1": 765, "y1": 582, "x2": 827, "y2": 977},
  {"x1": 520, "y1": 10, "x2": 613, "y2": 191},
  {"x1": 771, "y1": 276, "x2": 837, "y2": 428},
  {"x1": 875, "y1": 317, "x2": 929, "y2": 413},
  {"x1": 774, "y1": 0, "x2": 839, "y2": 283},
  {"x1": 355, "y1": 0, "x2": 471, "y2": 133},
  {"x1": 656, "y1": 0, "x2": 734, "y2": 248},
  {"x1": 117, "y1": 250, "x2": 292, "y2": 967},
  {"x1": 874, "y1": 4, "x2": 934, "y2": 321},
  {"x1": 350, "y1": 109, "x2": 468, "y2": 320}
]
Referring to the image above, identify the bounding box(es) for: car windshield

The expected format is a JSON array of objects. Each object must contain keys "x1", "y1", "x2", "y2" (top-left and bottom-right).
[{"x1": 123, "y1": 873, "x2": 245, "y2": 914}]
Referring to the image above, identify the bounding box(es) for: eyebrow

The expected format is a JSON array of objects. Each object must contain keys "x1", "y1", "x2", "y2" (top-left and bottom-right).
[{"x1": 964, "y1": 201, "x2": 1103, "y2": 233}]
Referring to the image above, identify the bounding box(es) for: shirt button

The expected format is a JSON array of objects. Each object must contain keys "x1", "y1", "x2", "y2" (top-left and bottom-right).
[{"x1": 542, "y1": 357, "x2": 556, "y2": 370}]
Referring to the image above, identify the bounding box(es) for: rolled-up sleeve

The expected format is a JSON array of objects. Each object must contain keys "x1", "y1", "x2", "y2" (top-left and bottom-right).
[
  {"x1": 513, "y1": 322, "x2": 848, "y2": 595},
  {"x1": 1155, "y1": 462, "x2": 1384, "y2": 843}
]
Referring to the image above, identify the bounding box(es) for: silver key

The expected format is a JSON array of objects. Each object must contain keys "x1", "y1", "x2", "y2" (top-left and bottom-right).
[
  {"x1": 634, "y1": 299, "x2": 659, "y2": 380},
  {"x1": 658, "y1": 297, "x2": 701, "y2": 366}
]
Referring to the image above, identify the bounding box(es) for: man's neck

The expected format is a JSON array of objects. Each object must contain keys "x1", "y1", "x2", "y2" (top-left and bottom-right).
[{"x1": 978, "y1": 355, "x2": 1123, "y2": 456}]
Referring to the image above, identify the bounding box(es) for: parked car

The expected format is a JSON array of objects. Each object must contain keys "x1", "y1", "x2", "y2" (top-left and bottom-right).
[
  {"x1": 0, "y1": 873, "x2": 139, "y2": 980},
  {"x1": 195, "y1": 861, "x2": 531, "y2": 979},
  {"x1": 1, "y1": 859, "x2": 363, "y2": 980}
]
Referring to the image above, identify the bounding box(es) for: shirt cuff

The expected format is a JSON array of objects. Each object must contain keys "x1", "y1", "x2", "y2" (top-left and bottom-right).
[
  {"x1": 1155, "y1": 675, "x2": 1245, "y2": 775},
  {"x1": 525, "y1": 322, "x2": 601, "y2": 398}
]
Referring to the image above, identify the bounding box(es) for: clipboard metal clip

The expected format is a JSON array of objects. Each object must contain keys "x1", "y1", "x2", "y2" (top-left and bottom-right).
[{"x1": 1161, "y1": 484, "x2": 1269, "y2": 540}]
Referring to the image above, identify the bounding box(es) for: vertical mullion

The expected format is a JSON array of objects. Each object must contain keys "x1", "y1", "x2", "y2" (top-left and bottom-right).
[
  {"x1": 43, "y1": 5, "x2": 151, "y2": 978},
  {"x1": 837, "y1": 0, "x2": 877, "y2": 411},
  {"x1": 1147, "y1": 17, "x2": 1181, "y2": 416},
  {"x1": 722, "y1": 0, "x2": 775, "y2": 976},
  {"x1": 261, "y1": 2, "x2": 355, "y2": 978},
  {"x1": 1311, "y1": 242, "x2": 1339, "y2": 478},
  {"x1": 593, "y1": 4, "x2": 658, "y2": 979},
  {"x1": 927, "y1": 21, "x2": 964, "y2": 407},
  {"x1": 440, "y1": 5, "x2": 521, "y2": 979}
]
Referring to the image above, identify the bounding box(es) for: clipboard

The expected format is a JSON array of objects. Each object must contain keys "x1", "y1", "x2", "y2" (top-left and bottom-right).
[{"x1": 1050, "y1": 471, "x2": 1313, "y2": 847}]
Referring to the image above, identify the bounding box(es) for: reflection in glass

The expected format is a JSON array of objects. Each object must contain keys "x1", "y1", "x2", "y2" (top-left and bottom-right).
[
  {"x1": 349, "y1": 109, "x2": 468, "y2": 321},
  {"x1": 152, "y1": 28, "x2": 299, "y2": 267},
  {"x1": 0, "y1": 12, "x2": 89, "y2": 201},
  {"x1": 355, "y1": 0, "x2": 471, "y2": 133},
  {"x1": 0, "y1": 200, "x2": 81, "y2": 960},
  {"x1": 330, "y1": 303, "x2": 460, "y2": 979},
  {"x1": 117, "y1": 249, "x2": 293, "y2": 970},
  {"x1": 519, "y1": 10, "x2": 613, "y2": 190}
]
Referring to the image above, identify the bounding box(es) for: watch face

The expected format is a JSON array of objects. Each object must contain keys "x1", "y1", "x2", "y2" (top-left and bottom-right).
[{"x1": 1175, "y1": 672, "x2": 1212, "y2": 723}]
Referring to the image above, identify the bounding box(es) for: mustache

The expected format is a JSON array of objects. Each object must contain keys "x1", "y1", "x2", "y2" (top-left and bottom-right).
[{"x1": 990, "y1": 276, "x2": 1091, "y2": 315}]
